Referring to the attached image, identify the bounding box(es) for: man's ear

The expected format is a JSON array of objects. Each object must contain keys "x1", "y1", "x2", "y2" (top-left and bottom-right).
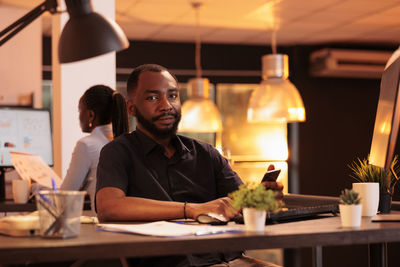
[{"x1": 127, "y1": 100, "x2": 135, "y2": 117}]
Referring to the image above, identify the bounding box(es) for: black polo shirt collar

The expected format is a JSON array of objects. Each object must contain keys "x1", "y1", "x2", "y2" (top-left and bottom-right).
[{"x1": 134, "y1": 128, "x2": 190, "y2": 157}]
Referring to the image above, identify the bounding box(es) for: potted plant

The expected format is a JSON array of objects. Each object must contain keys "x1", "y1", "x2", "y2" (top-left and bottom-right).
[
  {"x1": 349, "y1": 156, "x2": 400, "y2": 213},
  {"x1": 339, "y1": 189, "x2": 362, "y2": 228},
  {"x1": 229, "y1": 183, "x2": 281, "y2": 232}
]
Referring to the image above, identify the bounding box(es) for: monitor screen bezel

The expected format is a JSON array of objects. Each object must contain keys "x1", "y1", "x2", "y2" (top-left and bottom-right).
[
  {"x1": 369, "y1": 56, "x2": 400, "y2": 171},
  {"x1": 0, "y1": 106, "x2": 54, "y2": 168}
]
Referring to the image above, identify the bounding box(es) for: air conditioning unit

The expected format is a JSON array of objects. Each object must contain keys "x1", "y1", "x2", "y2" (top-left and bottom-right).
[{"x1": 310, "y1": 48, "x2": 393, "y2": 79}]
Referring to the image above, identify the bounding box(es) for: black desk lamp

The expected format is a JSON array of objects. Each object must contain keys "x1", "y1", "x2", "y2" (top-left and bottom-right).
[
  {"x1": 0, "y1": 0, "x2": 129, "y2": 200},
  {"x1": 0, "y1": 0, "x2": 129, "y2": 63}
]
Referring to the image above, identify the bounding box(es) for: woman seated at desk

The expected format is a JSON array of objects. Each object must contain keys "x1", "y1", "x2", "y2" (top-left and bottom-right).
[{"x1": 60, "y1": 85, "x2": 128, "y2": 215}]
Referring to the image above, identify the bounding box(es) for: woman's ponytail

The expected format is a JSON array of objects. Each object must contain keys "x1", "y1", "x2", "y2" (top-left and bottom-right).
[{"x1": 111, "y1": 92, "x2": 129, "y2": 138}]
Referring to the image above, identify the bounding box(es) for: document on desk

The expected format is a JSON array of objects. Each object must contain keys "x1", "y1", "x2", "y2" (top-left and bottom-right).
[
  {"x1": 10, "y1": 151, "x2": 61, "y2": 188},
  {"x1": 97, "y1": 221, "x2": 243, "y2": 237},
  {"x1": 371, "y1": 214, "x2": 400, "y2": 222}
]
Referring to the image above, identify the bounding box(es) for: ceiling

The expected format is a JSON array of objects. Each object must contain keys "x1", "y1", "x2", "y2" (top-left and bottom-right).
[{"x1": 2, "y1": 0, "x2": 400, "y2": 45}]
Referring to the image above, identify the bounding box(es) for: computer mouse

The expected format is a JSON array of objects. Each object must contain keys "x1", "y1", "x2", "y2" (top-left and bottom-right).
[{"x1": 196, "y1": 212, "x2": 229, "y2": 225}]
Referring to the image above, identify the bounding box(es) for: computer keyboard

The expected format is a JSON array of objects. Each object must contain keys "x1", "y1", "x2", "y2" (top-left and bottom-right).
[
  {"x1": 267, "y1": 204, "x2": 338, "y2": 222},
  {"x1": 233, "y1": 194, "x2": 339, "y2": 224}
]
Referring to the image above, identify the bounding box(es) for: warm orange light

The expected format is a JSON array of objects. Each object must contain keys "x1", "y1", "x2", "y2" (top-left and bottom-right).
[
  {"x1": 379, "y1": 115, "x2": 392, "y2": 135},
  {"x1": 254, "y1": 125, "x2": 288, "y2": 161},
  {"x1": 288, "y1": 107, "x2": 306, "y2": 121}
]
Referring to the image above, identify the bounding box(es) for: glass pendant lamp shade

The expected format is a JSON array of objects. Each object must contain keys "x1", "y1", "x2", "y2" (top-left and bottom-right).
[
  {"x1": 179, "y1": 78, "x2": 223, "y2": 132},
  {"x1": 247, "y1": 54, "x2": 306, "y2": 123},
  {"x1": 58, "y1": 0, "x2": 129, "y2": 63}
]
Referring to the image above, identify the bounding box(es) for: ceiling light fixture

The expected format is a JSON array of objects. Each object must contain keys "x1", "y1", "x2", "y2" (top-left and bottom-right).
[
  {"x1": 247, "y1": 31, "x2": 305, "y2": 123},
  {"x1": 0, "y1": 0, "x2": 129, "y2": 64},
  {"x1": 179, "y1": 1, "x2": 223, "y2": 133}
]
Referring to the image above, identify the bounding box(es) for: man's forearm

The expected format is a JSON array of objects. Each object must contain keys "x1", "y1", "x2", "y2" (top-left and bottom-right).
[
  {"x1": 96, "y1": 187, "x2": 237, "y2": 222},
  {"x1": 97, "y1": 196, "x2": 186, "y2": 222}
]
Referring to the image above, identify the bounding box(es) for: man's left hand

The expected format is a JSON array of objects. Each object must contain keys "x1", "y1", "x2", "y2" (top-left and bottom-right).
[
  {"x1": 262, "y1": 164, "x2": 284, "y2": 200},
  {"x1": 262, "y1": 181, "x2": 284, "y2": 200}
]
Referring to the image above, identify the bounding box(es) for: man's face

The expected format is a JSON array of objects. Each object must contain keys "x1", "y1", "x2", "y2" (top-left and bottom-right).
[{"x1": 127, "y1": 71, "x2": 181, "y2": 139}]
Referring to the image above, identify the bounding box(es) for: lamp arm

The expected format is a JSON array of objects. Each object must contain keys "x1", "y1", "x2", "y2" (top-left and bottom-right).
[{"x1": 0, "y1": 0, "x2": 57, "y2": 46}]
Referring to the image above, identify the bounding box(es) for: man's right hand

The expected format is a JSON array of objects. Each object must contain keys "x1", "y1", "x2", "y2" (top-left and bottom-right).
[{"x1": 186, "y1": 197, "x2": 239, "y2": 220}]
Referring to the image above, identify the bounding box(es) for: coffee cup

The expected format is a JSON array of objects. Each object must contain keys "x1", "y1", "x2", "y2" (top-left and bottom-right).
[{"x1": 12, "y1": 179, "x2": 30, "y2": 204}]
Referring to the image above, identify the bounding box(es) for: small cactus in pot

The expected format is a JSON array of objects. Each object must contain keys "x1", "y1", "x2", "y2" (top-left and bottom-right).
[
  {"x1": 340, "y1": 189, "x2": 361, "y2": 205},
  {"x1": 339, "y1": 189, "x2": 362, "y2": 228}
]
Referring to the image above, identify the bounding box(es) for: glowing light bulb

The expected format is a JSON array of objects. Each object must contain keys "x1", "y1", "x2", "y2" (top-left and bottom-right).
[{"x1": 248, "y1": 54, "x2": 305, "y2": 123}]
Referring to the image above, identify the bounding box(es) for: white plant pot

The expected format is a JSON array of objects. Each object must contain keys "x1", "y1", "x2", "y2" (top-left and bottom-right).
[
  {"x1": 353, "y1": 183, "x2": 379, "y2": 217},
  {"x1": 352, "y1": 182, "x2": 379, "y2": 217},
  {"x1": 339, "y1": 204, "x2": 362, "y2": 228},
  {"x1": 243, "y1": 208, "x2": 266, "y2": 232}
]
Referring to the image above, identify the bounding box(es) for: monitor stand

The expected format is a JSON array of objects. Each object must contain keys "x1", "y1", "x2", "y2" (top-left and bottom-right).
[{"x1": 0, "y1": 167, "x2": 5, "y2": 201}]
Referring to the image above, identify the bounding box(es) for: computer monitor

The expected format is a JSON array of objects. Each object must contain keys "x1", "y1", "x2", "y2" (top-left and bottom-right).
[
  {"x1": 0, "y1": 107, "x2": 53, "y2": 200},
  {"x1": 369, "y1": 56, "x2": 400, "y2": 176}
]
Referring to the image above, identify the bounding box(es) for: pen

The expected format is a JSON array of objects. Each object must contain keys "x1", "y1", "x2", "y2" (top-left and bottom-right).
[
  {"x1": 51, "y1": 177, "x2": 57, "y2": 192},
  {"x1": 36, "y1": 190, "x2": 54, "y2": 207}
]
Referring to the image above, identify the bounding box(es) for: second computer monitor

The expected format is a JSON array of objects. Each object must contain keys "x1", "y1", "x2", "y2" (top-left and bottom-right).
[{"x1": 0, "y1": 107, "x2": 53, "y2": 167}]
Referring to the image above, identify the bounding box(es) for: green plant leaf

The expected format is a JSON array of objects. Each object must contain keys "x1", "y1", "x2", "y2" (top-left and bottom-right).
[
  {"x1": 348, "y1": 155, "x2": 400, "y2": 190},
  {"x1": 229, "y1": 183, "x2": 283, "y2": 211}
]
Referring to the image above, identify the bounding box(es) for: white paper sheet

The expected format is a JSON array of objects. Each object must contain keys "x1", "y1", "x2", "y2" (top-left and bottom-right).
[
  {"x1": 10, "y1": 151, "x2": 61, "y2": 188},
  {"x1": 97, "y1": 221, "x2": 243, "y2": 237}
]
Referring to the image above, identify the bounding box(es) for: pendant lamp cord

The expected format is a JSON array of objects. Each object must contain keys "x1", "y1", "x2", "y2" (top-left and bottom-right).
[
  {"x1": 271, "y1": 29, "x2": 277, "y2": 54},
  {"x1": 193, "y1": 2, "x2": 202, "y2": 78}
]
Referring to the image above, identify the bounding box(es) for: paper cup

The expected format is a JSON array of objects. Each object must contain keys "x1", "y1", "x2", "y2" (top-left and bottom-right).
[
  {"x1": 12, "y1": 179, "x2": 30, "y2": 204},
  {"x1": 352, "y1": 182, "x2": 379, "y2": 217}
]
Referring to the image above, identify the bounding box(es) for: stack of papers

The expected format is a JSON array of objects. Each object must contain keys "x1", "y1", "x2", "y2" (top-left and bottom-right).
[
  {"x1": 0, "y1": 213, "x2": 40, "y2": 237},
  {"x1": 97, "y1": 221, "x2": 243, "y2": 237}
]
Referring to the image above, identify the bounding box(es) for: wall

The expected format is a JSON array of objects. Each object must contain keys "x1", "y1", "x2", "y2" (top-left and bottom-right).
[
  {"x1": 0, "y1": 5, "x2": 42, "y2": 194},
  {"x1": 0, "y1": 5, "x2": 42, "y2": 107}
]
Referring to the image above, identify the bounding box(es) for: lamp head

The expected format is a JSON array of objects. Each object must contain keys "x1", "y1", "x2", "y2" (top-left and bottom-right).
[
  {"x1": 58, "y1": 0, "x2": 129, "y2": 63},
  {"x1": 179, "y1": 78, "x2": 222, "y2": 133},
  {"x1": 247, "y1": 54, "x2": 306, "y2": 123}
]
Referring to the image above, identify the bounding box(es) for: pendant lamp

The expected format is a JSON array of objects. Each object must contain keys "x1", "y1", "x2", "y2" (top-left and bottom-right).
[
  {"x1": 247, "y1": 33, "x2": 305, "y2": 123},
  {"x1": 179, "y1": 1, "x2": 223, "y2": 133}
]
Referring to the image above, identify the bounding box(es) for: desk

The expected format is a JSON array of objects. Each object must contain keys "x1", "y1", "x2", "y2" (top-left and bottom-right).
[
  {"x1": 0, "y1": 193, "x2": 339, "y2": 213},
  {"x1": 0, "y1": 200, "x2": 36, "y2": 213},
  {"x1": 0, "y1": 199, "x2": 92, "y2": 213},
  {"x1": 1, "y1": 216, "x2": 400, "y2": 266}
]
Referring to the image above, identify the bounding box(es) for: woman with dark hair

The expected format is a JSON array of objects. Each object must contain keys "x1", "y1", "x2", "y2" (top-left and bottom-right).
[{"x1": 61, "y1": 85, "x2": 128, "y2": 215}]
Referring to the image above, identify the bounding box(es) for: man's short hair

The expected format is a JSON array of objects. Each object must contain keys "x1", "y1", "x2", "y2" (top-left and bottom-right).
[{"x1": 126, "y1": 64, "x2": 178, "y2": 95}]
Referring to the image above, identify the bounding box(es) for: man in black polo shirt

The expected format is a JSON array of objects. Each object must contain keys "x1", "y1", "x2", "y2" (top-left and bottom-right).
[{"x1": 96, "y1": 64, "x2": 282, "y2": 267}]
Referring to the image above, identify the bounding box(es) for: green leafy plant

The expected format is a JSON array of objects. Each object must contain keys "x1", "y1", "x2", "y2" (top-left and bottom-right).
[
  {"x1": 339, "y1": 189, "x2": 361, "y2": 205},
  {"x1": 348, "y1": 156, "x2": 400, "y2": 191},
  {"x1": 229, "y1": 183, "x2": 282, "y2": 211}
]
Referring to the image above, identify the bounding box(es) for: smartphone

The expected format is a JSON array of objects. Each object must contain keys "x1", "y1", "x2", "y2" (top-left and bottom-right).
[{"x1": 262, "y1": 169, "x2": 281, "y2": 182}]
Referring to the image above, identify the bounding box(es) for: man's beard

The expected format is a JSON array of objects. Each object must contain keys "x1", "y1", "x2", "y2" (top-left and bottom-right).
[{"x1": 134, "y1": 106, "x2": 181, "y2": 139}]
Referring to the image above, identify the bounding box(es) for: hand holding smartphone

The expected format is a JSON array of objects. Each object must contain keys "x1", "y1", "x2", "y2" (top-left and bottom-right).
[{"x1": 261, "y1": 169, "x2": 281, "y2": 182}]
